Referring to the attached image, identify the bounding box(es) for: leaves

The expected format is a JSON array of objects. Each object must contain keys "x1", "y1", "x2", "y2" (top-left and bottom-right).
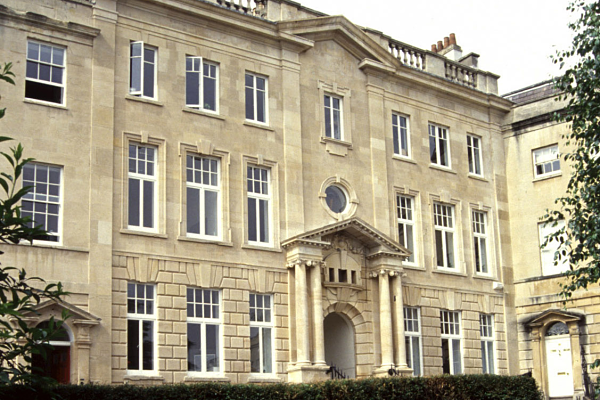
[
  {"x1": 546, "y1": 1, "x2": 600, "y2": 301},
  {"x1": 0, "y1": 60, "x2": 69, "y2": 387}
]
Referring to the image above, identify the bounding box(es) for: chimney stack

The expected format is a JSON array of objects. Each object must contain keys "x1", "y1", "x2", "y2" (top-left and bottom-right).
[{"x1": 434, "y1": 33, "x2": 462, "y2": 61}]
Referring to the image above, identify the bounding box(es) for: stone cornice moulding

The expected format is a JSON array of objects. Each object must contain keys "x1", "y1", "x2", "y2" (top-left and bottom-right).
[
  {"x1": 125, "y1": 0, "x2": 314, "y2": 52},
  {"x1": 0, "y1": 5, "x2": 100, "y2": 39},
  {"x1": 358, "y1": 58, "x2": 512, "y2": 114}
]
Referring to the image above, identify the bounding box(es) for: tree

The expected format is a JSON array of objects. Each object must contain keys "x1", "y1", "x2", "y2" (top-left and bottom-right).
[{"x1": 0, "y1": 62, "x2": 68, "y2": 385}]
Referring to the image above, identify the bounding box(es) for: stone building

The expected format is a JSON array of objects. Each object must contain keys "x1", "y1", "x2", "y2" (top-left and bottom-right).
[{"x1": 0, "y1": 0, "x2": 592, "y2": 398}]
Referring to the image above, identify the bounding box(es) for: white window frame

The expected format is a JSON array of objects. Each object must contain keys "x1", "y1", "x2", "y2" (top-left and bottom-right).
[
  {"x1": 434, "y1": 203, "x2": 456, "y2": 270},
  {"x1": 440, "y1": 310, "x2": 462, "y2": 375},
  {"x1": 185, "y1": 56, "x2": 218, "y2": 113},
  {"x1": 467, "y1": 134, "x2": 483, "y2": 176},
  {"x1": 185, "y1": 155, "x2": 221, "y2": 240},
  {"x1": 25, "y1": 41, "x2": 66, "y2": 105},
  {"x1": 539, "y1": 219, "x2": 569, "y2": 276},
  {"x1": 126, "y1": 282, "x2": 156, "y2": 375},
  {"x1": 397, "y1": 195, "x2": 416, "y2": 265},
  {"x1": 21, "y1": 163, "x2": 63, "y2": 244},
  {"x1": 245, "y1": 72, "x2": 268, "y2": 124},
  {"x1": 187, "y1": 288, "x2": 222, "y2": 375},
  {"x1": 472, "y1": 210, "x2": 490, "y2": 275},
  {"x1": 247, "y1": 166, "x2": 272, "y2": 246},
  {"x1": 127, "y1": 143, "x2": 158, "y2": 232},
  {"x1": 480, "y1": 314, "x2": 495, "y2": 374},
  {"x1": 429, "y1": 124, "x2": 451, "y2": 168},
  {"x1": 392, "y1": 113, "x2": 411, "y2": 158},
  {"x1": 324, "y1": 94, "x2": 343, "y2": 140},
  {"x1": 404, "y1": 307, "x2": 422, "y2": 376},
  {"x1": 249, "y1": 293, "x2": 275, "y2": 375},
  {"x1": 129, "y1": 41, "x2": 157, "y2": 100},
  {"x1": 533, "y1": 144, "x2": 561, "y2": 178}
]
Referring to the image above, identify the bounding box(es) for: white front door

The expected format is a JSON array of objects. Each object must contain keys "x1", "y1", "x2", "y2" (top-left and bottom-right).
[{"x1": 545, "y1": 335, "x2": 574, "y2": 397}]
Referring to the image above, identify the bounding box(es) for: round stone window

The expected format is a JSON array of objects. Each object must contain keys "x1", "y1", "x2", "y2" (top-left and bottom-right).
[{"x1": 325, "y1": 185, "x2": 347, "y2": 214}]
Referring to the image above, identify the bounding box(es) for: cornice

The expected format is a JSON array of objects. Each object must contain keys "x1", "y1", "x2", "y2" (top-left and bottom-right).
[{"x1": 0, "y1": 5, "x2": 100, "y2": 39}]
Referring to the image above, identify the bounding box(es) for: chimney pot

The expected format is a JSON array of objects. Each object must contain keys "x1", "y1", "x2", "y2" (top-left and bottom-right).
[
  {"x1": 437, "y1": 41, "x2": 443, "y2": 52},
  {"x1": 431, "y1": 44, "x2": 438, "y2": 53},
  {"x1": 449, "y1": 33, "x2": 456, "y2": 45},
  {"x1": 444, "y1": 36, "x2": 450, "y2": 48}
]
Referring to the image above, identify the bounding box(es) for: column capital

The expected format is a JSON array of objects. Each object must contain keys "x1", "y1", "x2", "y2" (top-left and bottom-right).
[
  {"x1": 286, "y1": 259, "x2": 325, "y2": 269},
  {"x1": 369, "y1": 269, "x2": 405, "y2": 278}
]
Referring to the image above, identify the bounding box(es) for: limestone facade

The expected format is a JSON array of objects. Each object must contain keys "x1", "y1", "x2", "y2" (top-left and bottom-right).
[{"x1": 0, "y1": 0, "x2": 586, "y2": 394}]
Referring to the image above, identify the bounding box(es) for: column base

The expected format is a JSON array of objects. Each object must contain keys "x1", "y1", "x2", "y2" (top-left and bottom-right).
[
  {"x1": 372, "y1": 365, "x2": 413, "y2": 378},
  {"x1": 287, "y1": 364, "x2": 330, "y2": 383}
]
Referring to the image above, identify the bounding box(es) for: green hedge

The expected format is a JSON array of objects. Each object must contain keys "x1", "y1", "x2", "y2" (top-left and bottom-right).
[{"x1": 0, "y1": 375, "x2": 542, "y2": 400}]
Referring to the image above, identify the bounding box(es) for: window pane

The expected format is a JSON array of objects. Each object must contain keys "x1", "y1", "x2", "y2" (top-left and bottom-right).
[
  {"x1": 245, "y1": 87, "x2": 254, "y2": 120},
  {"x1": 143, "y1": 60, "x2": 154, "y2": 98},
  {"x1": 187, "y1": 323, "x2": 201, "y2": 371},
  {"x1": 406, "y1": 225, "x2": 414, "y2": 263},
  {"x1": 481, "y1": 341, "x2": 488, "y2": 373},
  {"x1": 250, "y1": 327, "x2": 260, "y2": 372},
  {"x1": 441, "y1": 338, "x2": 450, "y2": 374},
  {"x1": 446, "y1": 232, "x2": 454, "y2": 268},
  {"x1": 487, "y1": 341, "x2": 494, "y2": 373},
  {"x1": 127, "y1": 320, "x2": 140, "y2": 370},
  {"x1": 206, "y1": 325, "x2": 219, "y2": 371},
  {"x1": 393, "y1": 125, "x2": 400, "y2": 155},
  {"x1": 262, "y1": 328, "x2": 272, "y2": 373},
  {"x1": 333, "y1": 109, "x2": 341, "y2": 140},
  {"x1": 40, "y1": 45, "x2": 52, "y2": 63},
  {"x1": 452, "y1": 339, "x2": 461, "y2": 374},
  {"x1": 142, "y1": 320, "x2": 154, "y2": 370},
  {"x1": 259, "y1": 199, "x2": 269, "y2": 243},
  {"x1": 435, "y1": 230, "x2": 444, "y2": 267},
  {"x1": 248, "y1": 198, "x2": 257, "y2": 242},
  {"x1": 257, "y1": 90, "x2": 265, "y2": 122},
  {"x1": 412, "y1": 336, "x2": 421, "y2": 376},
  {"x1": 27, "y1": 42, "x2": 39, "y2": 60},
  {"x1": 186, "y1": 71, "x2": 200, "y2": 106},
  {"x1": 405, "y1": 337, "x2": 412, "y2": 368},
  {"x1": 205, "y1": 190, "x2": 218, "y2": 236},
  {"x1": 142, "y1": 180, "x2": 154, "y2": 228},
  {"x1": 440, "y1": 139, "x2": 448, "y2": 166},
  {"x1": 204, "y1": 75, "x2": 216, "y2": 111},
  {"x1": 325, "y1": 105, "x2": 332, "y2": 138},
  {"x1": 480, "y1": 238, "x2": 488, "y2": 273},
  {"x1": 187, "y1": 187, "x2": 200, "y2": 234},
  {"x1": 130, "y1": 57, "x2": 141, "y2": 92},
  {"x1": 430, "y1": 134, "x2": 438, "y2": 163},
  {"x1": 128, "y1": 178, "x2": 140, "y2": 226},
  {"x1": 51, "y1": 66, "x2": 63, "y2": 84},
  {"x1": 39, "y1": 64, "x2": 51, "y2": 81}
]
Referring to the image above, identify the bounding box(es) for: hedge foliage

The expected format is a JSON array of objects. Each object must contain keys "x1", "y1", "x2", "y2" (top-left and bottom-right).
[{"x1": 0, "y1": 375, "x2": 542, "y2": 400}]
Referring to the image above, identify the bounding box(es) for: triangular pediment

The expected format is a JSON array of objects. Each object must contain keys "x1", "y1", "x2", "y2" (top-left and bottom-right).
[
  {"x1": 523, "y1": 309, "x2": 582, "y2": 328},
  {"x1": 25, "y1": 299, "x2": 101, "y2": 324},
  {"x1": 277, "y1": 16, "x2": 398, "y2": 67},
  {"x1": 282, "y1": 217, "x2": 410, "y2": 259}
]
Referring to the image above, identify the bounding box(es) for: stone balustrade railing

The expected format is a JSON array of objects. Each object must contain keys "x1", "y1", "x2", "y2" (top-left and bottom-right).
[
  {"x1": 388, "y1": 40, "x2": 426, "y2": 71},
  {"x1": 214, "y1": 0, "x2": 266, "y2": 17},
  {"x1": 444, "y1": 61, "x2": 477, "y2": 88}
]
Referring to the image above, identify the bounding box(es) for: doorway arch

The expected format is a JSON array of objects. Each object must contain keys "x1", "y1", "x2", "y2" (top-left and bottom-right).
[
  {"x1": 32, "y1": 321, "x2": 72, "y2": 384},
  {"x1": 324, "y1": 312, "x2": 356, "y2": 378}
]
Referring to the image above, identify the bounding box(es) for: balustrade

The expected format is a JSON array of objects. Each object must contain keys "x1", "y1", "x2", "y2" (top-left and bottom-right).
[
  {"x1": 388, "y1": 41, "x2": 425, "y2": 70},
  {"x1": 444, "y1": 62, "x2": 477, "y2": 88},
  {"x1": 214, "y1": 0, "x2": 266, "y2": 17}
]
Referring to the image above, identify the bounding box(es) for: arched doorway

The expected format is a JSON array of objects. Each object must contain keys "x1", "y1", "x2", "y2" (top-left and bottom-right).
[
  {"x1": 32, "y1": 321, "x2": 71, "y2": 384},
  {"x1": 324, "y1": 312, "x2": 355, "y2": 378},
  {"x1": 544, "y1": 321, "x2": 574, "y2": 398}
]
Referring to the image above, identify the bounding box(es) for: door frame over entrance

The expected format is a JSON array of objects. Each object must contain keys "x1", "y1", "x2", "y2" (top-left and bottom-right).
[{"x1": 523, "y1": 310, "x2": 583, "y2": 399}]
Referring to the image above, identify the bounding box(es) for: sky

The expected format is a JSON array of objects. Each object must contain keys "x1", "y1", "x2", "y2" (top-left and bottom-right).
[{"x1": 293, "y1": 0, "x2": 576, "y2": 94}]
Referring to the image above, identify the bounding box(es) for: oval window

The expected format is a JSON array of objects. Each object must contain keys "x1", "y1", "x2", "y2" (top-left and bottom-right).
[{"x1": 325, "y1": 186, "x2": 347, "y2": 214}]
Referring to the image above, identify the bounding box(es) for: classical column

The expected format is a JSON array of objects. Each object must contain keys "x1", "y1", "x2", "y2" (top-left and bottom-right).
[
  {"x1": 379, "y1": 270, "x2": 394, "y2": 369},
  {"x1": 295, "y1": 262, "x2": 310, "y2": 365},
  {"x1": 391, "y1": 273, "x2": 409, "y2": 369},
  {"x1": 310, "y1": 262, "x2": 326, "y2": 365}
]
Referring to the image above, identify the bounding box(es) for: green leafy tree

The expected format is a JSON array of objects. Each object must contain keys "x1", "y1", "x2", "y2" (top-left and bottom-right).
[
  {"x1": 0, "y1": 62, "x2": 68, "y2": 385},
  {"x1": 546, "y1": 0, "x2": 600, "y2": 299}
]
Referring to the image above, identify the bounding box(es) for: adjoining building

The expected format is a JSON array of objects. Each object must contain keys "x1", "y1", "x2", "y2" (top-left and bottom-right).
[{"x1": 0, "y1": 0, "x2": 591, "y2": 398}]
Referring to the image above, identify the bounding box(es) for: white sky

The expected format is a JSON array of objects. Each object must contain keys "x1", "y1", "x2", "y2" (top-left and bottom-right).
[{"x1": 294, "y1": 0, "x2": 576, "y2": 94}]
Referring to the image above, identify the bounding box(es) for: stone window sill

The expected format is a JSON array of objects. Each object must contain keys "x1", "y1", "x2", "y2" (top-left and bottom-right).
[
  {"x1": 120, "y1": 228, "x2": 168, "y2": 239},
  {"x1": 183, "y1": 107, "x2": 225, "y2": 120},
  {"x1": 429, "y1": 164, "x2": 457, "y2": 174},
  {"x1": 178, "y1": 235, "x2": 233, "y2": 247},
  {"x1": 125, "y1": 95, "x2": 164, "y2": 107},
  {"x1": 243, "y1": 120, "x2": 274, "y2": 131},
  {"x1": 24, "y1": 98, "x2": 68, "y2": 110}
]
